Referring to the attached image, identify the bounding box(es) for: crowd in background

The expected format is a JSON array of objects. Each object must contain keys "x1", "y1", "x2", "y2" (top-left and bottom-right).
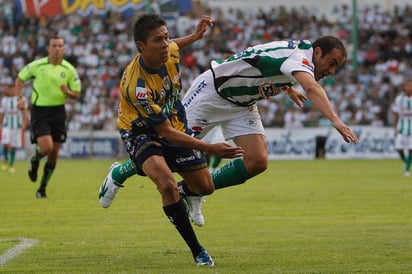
[{"x1": 1, "y1": 2, "x2": 412, "y2": 131}]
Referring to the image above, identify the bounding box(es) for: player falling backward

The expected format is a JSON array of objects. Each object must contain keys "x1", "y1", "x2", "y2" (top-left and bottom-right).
[{"x1": 99, "y1": 37, "x2": 359, "y2": 226}]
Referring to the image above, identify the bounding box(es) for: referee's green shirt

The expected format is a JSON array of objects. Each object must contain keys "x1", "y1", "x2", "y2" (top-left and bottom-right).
[{"x1": 18, "y1": 57, "x2": 81, "y2": 106}]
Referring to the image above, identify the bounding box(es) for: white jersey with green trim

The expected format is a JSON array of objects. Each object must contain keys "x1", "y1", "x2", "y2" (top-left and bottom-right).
[
  {"x1": 0, "y1": 96, "x2": 25, "y2": 130},
  {"x1": 392, "y1": 93, "x2": 412, "y2": 136},
  {"x1": 210, "y1": 40, "x2": 315, "y2": 106}
]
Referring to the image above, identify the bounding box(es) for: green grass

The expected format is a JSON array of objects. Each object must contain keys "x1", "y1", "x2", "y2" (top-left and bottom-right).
[{"x1": 1, "y1": 159, "x2": 411, "y2": 273}]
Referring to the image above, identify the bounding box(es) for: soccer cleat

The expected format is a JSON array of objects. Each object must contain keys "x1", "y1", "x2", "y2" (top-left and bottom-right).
[
  {"x1": 1, "y1": 163, "x2": 8, "y2": 171},
  {"x1": 9, "y1": 167, "x2": 15, "y2": 173},
  {"x1": 28, "y1": 157, "x2": 39, "y2": 182},
  {"x1": 99, "y1": 162, "x2": 123, "y2": 208},
  {"x1": 35, "y1": 188, "x2": 47, "y2": 198},
  {"x1": 183, "y1": 195, "x2": 205, "y2": 227},
  {"x1": 403, "y1": 163, "x2": 410, "y2": 177},
  {"x1": 194, "y1": 249, "x2": 214, "y2": 266}
]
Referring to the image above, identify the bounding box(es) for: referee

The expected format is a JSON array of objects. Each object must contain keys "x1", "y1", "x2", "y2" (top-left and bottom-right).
[{"x1": 15, "y1": 36, "x2": 81, "y2": 198}]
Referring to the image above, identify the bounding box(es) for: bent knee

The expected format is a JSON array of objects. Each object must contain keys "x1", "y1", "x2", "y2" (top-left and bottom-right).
[{"x1": 245, "y1": 157, "x2": 268, "y2": 176}]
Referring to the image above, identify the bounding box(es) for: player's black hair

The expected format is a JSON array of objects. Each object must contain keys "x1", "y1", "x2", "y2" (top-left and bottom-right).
[
  {"x1": 133, "y1": 13, "x2": 166, "y2": 46},
  {"x1": 312, "y1": 36, "x2": 347, "y2": 58},
  {"x1": 47, "y1": 34, "x2": 65, "y2": 45}
]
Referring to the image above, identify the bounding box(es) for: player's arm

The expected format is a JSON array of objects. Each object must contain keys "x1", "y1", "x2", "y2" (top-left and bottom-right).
[
  {"x1": 15, "y1": 77, "x2": 25, "y2": 98},
  {"x1": 172, "y1": 15, "x2": 213, "y2": 49},
  {"x1": 61, "y1": 84, "x2": 81, "y2": 100},
  {"x1": 393, "y1": 111, "x2": 399, "y2": 136},
  {"x1": 154, "y1": 119, "x2": 243, "y2": 158},
  {"x1": 293, "y1": 70, "x2": 359, "y2": 144}
]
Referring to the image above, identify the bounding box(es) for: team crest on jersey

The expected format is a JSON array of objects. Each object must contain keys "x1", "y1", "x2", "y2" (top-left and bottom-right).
[
  {"x1": 60, "y1": 72, "x2": 66, "y2": 78},
  {"x1": 135, "y1": 87, "x2": 148, "y2": 101},
  {"x1": 258, "y1": 83, "x2": 276, "y2": 98},
  {"x1": 163, "y1": 76, "x2": 171, "y2": 91},
  {"x1": 301, "y1": 58, "x2": 314, "y2": 71}
]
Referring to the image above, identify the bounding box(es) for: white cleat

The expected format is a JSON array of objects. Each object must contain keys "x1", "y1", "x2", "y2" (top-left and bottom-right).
[
  {"x1": 99, "y1": 162, "x2": 123, "y2": 208},
  {"x1": 183, "y1": 195, "x2": 206, "y2": 227}
]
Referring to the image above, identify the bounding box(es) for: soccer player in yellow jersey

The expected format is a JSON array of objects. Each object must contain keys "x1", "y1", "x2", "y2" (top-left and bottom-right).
[
  {"x1": 99, "y1": 14, "x2": 242, "y2": 266},
  {"x1": 15, "y1": 36, "x2": 81, "y2": 198}
]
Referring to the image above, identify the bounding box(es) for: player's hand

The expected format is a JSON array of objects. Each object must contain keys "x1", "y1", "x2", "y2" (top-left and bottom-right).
[
  {"x1": 332, "y1": 119, "x2": 359, "y2": 144},
  {"x1": 285, "y1": 87, "x2": 307, "y2": 108},
  {"x1": 206, "y1": 143, "x2": 243, "y2": 158},
  {"x1": 192, "y1": 15, "x2": 214, "y2": 40},
  {"x1": 17, "y1": 97, "x2": 26, "y2": 109}
]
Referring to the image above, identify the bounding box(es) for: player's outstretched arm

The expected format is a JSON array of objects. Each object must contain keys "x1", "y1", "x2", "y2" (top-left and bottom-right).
[
  {"x1": 172, "y1": 15, "x2": 214, "y2": 49},
  {"x1": 293, "y1": 71, "x2": 359, "y2": 144},
  {"x1": 154, "y1": 119, "x2": 243, "y2": 158}
]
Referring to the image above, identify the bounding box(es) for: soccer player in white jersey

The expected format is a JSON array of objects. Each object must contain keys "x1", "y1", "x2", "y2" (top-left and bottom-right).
[
  {"x1": 99, "y1": 36, "x2": 359, "y2": 226},
  {"x1": 0, "y1": 84, "x2": 28, "y2": 173},
  {"x1": 392, "y1": 79, "x2": 412, "y2": 177}
]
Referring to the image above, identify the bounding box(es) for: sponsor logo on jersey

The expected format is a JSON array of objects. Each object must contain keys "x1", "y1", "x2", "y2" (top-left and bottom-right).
[
  {"x1": 182, "y1": 80, "x2": 207, "y2": 109},
  {"x1": 191, "y1": 126, "x2": 203, "y2": 137},
  {"x1": 163, "y1": 76, "x2": 171, "y2": 91},
  {"x1": 301, "y1": 58, "x2": 314, "y2": 71},
  {"x1": 60, "y1": 72, "x2": 66, "y2": 78},
  {"x1": 135, "y1": 87, "x2": 148, "y2": 101}
]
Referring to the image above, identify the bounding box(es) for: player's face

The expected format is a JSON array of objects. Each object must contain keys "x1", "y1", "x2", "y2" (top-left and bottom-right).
[
  {"x1": 138, "y1": 25, "x2": 170, "y2": 69},
  {"x1": 47, "y1": 38, "x2": 65, "y2": 62},
  {"x1": 312, "y1": 47, "x2": 345, "y2": 81}
]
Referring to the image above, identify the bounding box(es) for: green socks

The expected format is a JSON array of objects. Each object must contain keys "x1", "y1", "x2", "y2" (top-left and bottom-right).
[
  {"x1": 3, "y1": 147, "x2": 8, "y2": 162},
  {"x1": 39, "y1": 162, "x2": 56, "y2": 189},
  {"x1": 9, "y1": 150, "x2": 15, "y2": 166},
  {"x1": 212, "y1": 158, "x2": 251, "y2": 189},
  {"x1": 111, "y1": 159, "x2": 136, "y2": 184}
]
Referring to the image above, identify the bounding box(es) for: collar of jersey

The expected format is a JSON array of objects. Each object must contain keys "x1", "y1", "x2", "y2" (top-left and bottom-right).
[{"x1": 139, "y1": 57, "x2": 165, "y2": 75}]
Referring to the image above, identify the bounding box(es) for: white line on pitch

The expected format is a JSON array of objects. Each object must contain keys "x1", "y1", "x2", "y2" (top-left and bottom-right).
[{"x1": 0, "y1": 238, "x2": 38, "y2": 266}]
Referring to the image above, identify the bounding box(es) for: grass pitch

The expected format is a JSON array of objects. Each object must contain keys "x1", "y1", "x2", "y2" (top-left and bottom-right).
[{"x1": 0, "y1": 159, "x2": 411, "y2": 273}]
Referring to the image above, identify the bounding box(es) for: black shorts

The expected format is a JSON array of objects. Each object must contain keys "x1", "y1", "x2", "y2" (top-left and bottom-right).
[
  {"x1": 30, "y1": 105, "x2": 67, "y2": 144},
  {"x1": 119, "y1": 128, "x2": 207, "y2": 176}
]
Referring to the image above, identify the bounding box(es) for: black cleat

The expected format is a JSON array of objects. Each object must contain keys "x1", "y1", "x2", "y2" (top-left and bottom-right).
[
  {"x1": 28, "y1": 157, "x2": 39, "y2": 182},
  {"x1": 35, "y1": 188, "x2": 47, "y2": 198}
]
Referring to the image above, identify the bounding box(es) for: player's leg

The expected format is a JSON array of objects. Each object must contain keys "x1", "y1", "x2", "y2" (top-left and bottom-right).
[
  {"x1": 209, "y1": 155, "x2": 223, "y2": 173},
  {"x1": 8, "y1": 147, "x2": 16, "y2": 173},
  {"x1": 28, "y1": 117, "x2": 51, "y2": 182},
  {"x1": 178, "y1": 168, "x2": 214, "y2": 227},
  {"x1": 1, "y1": 128, "x2": 10, "y2": 170},
  {"x1": 141, "y1": 144, "x2": 213, "y2": 266},
  {"x1": 395, "y1": 134, "x2": 409, "y2": 176},
  {"x1": 98, "y1": 129, "x2": 140, "y2": 208},
  {"x1": 98, "y1": 159, "x2": 136, "y2": 208},
  {"x1": 212, "y1": 133, "x2": 267, "y2": 189},
  {"x1": 35, "y1": 139, "x2": 59, "y2": 198},
  {"x1": 8, "y1": 128, "x2": 23, "y2": 173},
  {"x1": 405, "y1": 135, "x2": 412, "y2": 177},
  {"x1": 2, "y1": 145, "x2": 9, "y2": 170}
]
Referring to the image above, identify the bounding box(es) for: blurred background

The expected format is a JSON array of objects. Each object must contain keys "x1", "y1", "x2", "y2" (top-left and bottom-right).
[{"x1": 0, "y1": 0, "x2": 411, "y2": 159}]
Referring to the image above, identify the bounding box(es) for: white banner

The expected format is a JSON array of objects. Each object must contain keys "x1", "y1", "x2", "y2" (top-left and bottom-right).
[{"x1": 265, "y1": 126, "x2": 397, "y2": 160}]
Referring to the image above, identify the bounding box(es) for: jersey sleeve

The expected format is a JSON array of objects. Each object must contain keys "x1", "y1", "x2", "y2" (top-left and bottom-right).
[
  {"x1": 17, "y1": 60, "x2": 37, "y2": 82},
  {"x1": 68, "y1": 67, "x2": 81, "y2": 93},
  {"x1": 280, "y1": 49, "x2": 315, "y2": 81}
]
